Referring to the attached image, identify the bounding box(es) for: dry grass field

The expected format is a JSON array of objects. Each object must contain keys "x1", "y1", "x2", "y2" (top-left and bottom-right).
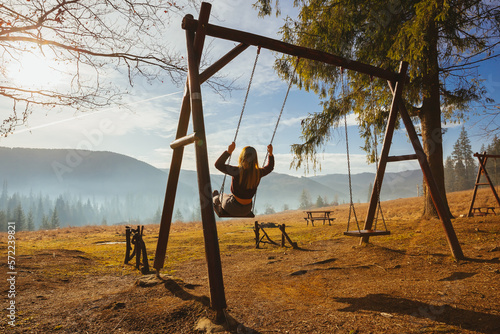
[{"x1": 1, "y1": 188, "x2": 499, "y2": 333}]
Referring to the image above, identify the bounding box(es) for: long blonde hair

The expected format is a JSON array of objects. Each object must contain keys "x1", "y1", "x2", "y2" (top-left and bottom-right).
[{"x1": 238, "y1": 146, "x2": 260, "y2": 189}]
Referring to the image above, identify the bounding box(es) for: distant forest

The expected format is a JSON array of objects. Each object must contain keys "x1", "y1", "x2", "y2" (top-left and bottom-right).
[{"x1": 0, "y1": 185, "x2": 162, "y2": 232}]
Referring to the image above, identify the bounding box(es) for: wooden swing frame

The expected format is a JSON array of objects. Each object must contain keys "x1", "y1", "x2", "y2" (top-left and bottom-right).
[
  {"x1": 467, "y1": 152, "x2": 500, "y2": 217},
  {"x1": 153, "y1": 2, "x2": 464, "y2": 318}
]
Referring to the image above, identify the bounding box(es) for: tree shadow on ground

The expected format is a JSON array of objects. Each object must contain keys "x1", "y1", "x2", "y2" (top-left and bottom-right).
[
  {"x1": 157, "y1": 276, "x2": 262, "y2": 333},
  {"x1": 159, "y1": 276, "x2": 211, "y2": 307},
  {"x1": 464, "y1": 257, "x2": 500, "y2": 264},
  {"x1": 334, "y1": 293, "x2": 500, "y2": 334}
]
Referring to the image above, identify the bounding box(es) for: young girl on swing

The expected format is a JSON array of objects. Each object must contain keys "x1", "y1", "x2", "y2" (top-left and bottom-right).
[{"x1": 213, "y1": 142, "x2": 274, "y2": 216}]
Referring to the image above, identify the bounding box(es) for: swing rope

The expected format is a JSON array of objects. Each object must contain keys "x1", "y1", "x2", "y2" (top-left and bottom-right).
[
  {"x1": 233, "y1": 46, "x2": 261, "y2": 143},
  {"x1": 254, "y1": 57, "x2": 300, "y2": 212},
  {"x1": 219, "y1": 47, "x2": 261, "y2": 200},
  {"x1": 262, "y1": 57, "x2": 300, "y2": 166},
  {"x1": 342, "y1": 68, "x2": 361, "y2": 233}
]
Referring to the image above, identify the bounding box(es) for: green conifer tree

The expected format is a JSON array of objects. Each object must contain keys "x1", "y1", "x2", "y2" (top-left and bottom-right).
[
  {"x1": 27, "y1": 210, "x2": 35, "y2": 231},
  {"x1": 14, "y1": 204, "x2": 26, "y2": 231},
  {"x1": 51, "y1": 208, "x2": 60, "y2": 229}
]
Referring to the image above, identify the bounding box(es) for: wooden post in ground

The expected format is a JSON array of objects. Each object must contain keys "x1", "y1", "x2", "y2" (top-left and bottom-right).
[
  {"x1": 254, "y1": 221, "x2": 260, "y2": 248},
  {"x1": 279, "y1": 224, "x2": 299, "y2": 249},
  {"x1": 281, "y1": 224, "x2": 285, "y2": 247},
  {"x1": 135, "y1": 226, "x2": 142, "y2": 271},
  {"x1": 392, "y1": 83, "x2": 465, "y2": 260},
  {"x1": 362, "y1": 62, "x2": 408, "y2": 242},
  {"x1": 125, "y1": 226, "x2": 132, "y2": 263},
  {"x1": 185, "y1": 2, "x2": 227, "y2": 317}
]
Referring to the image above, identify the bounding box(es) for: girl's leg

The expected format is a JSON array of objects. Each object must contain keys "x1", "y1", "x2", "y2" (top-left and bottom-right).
[{"x1": 222, "y1": 195, "x2": 252, "y2": 216}]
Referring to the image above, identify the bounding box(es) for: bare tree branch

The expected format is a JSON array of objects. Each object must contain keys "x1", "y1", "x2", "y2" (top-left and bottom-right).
[{"x1": 0, "y1": 0, "x2": 191, "y2": 136}]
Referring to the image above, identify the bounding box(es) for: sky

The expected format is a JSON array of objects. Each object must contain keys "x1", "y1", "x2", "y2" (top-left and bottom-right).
[{"x1": 1, "y1": 0, "x2": 499, "y2": 178}]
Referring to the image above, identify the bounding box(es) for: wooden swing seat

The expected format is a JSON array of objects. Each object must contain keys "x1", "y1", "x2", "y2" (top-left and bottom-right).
[
  {"x1": 214, "y1": 205, "x2": 255, "y2": 218},
  {"x1": 344, "y1": 229, "x2": 391, "y2": 237}
]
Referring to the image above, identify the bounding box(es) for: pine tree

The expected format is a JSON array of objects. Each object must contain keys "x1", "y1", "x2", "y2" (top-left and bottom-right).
[
  {"x1": 51, "y1": 208, "x2": 60, "y2": 229},
  {"x1": 450, "y1": 126, "x2": 476, "y2": 190},
  {"x1": 0, "y1": 181, "x2": 8, "y2": 211},
  {"x1": 27, "y1": 210, "x2": 35, "y2": 231},
  {"x1": 35, "y1": 196, "x2": 45, "y2": 228},
  {"x1": 153, "y1": 207, "x2": 162, "y2": 224},
  {"x1": 0, "y1": 210, "x2": 7, "y2": 232},
  {"x1": 454, "y1": 160, "x2": 467, "y2": 191},
  {"x1": 487, "y1": 135, "x2": 500, "y2": 155},
  {"x1": 40, "y1": 215, "x2": 51, "y2": 230},
  {"x1": 14, "y1": 204, "x2": 26, "y2": 231},
  {"x1": 264, "y1": 205, "x2": 276, "y2": 215},
  {"x1": 486, "y1": 136, "x2": 500, "y2": 187},
  {"x1": 173, "y1": 209, "x2": 183, "y2": 223},
  {"x1": 316, "y1": 195, "x2": 325, "y2": 208},
  {"x1": 444, "y1": 156, "x2": 456, "y2": 192},
  {"x1": 299, "y1": 189, "x2": 312, "y2": 210}
]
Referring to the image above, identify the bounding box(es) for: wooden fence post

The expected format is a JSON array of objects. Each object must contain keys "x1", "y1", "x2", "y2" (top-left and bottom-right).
[
  {"x1": 254, "y1": 221, "x2": 260, "y2": 248},
  {"x1": 125, "y1": 226, "x2": 132, "y2": 263}
]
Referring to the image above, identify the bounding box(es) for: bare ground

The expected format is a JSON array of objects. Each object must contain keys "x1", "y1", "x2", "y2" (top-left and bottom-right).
[{"x1": 1, "y1": 189, "x2": 500, "y2": 333}]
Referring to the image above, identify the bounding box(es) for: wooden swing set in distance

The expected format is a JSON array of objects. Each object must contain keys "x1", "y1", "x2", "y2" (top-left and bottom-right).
[
  {"x1": 468, "y1": 152, "x2": 500, "y2": 217},
  {"x1": 153, "y1": 2, "x2": 465, "y2": 319}
]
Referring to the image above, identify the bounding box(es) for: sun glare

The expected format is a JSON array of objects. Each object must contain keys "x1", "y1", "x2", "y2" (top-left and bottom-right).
[{"x1": 6, "y1": 51, "x2": 66, "y2": 90}]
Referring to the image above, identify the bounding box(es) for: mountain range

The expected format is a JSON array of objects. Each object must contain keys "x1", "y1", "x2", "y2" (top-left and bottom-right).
[{"x1": 0, "y1": 147, "x2": 423, "y2": 223}]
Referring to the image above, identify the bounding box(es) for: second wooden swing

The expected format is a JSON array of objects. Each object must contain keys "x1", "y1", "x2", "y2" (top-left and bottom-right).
[{"x1": 341, "y1": 69, "x2": 390, "y2": 237}]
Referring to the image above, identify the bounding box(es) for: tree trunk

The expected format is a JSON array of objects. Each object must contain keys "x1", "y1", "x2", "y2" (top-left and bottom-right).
[{"x1": 418, "y1": 18, "x2": 453, "y2": 219}]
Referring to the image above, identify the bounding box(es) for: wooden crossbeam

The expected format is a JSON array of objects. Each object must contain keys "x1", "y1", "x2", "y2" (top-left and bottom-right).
[{"x1": 181, "y1": 16, "x2": 399, "y2": 82}]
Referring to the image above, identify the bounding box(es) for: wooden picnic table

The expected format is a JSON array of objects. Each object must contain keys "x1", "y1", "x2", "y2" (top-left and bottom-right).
[
  {"x1": 471, "y1": 207, "x2": 497, "y2": 216},
  {"x1": 303, "y1": 210, "x2": 336, "y2": 226}
]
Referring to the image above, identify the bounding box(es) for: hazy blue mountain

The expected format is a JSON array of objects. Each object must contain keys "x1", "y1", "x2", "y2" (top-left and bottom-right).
[{"x1": 1, "y1": 147, "x2": 423, "y2": 224}]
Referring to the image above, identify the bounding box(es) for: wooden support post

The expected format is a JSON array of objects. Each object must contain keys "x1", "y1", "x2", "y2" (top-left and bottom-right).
[
  {"x1": 281, "y1": 224, "x2": 285, "y2": 247},
  {"x1": 124, "y1": 226, "x2": 132, "y2": 264},
  {"x1": 139, "y1": 237, "x2": 150, "y2": 274},
  {"x1": 135, "y1": 227, "x2": 142, "y2": 272},
  {"x1": 469, "y1": 153, "x2": 487, "y2": 217},
  {"x1": 154, "y1": 27, "x2": 249, "y2": 274},
  {"x1": 154, "y1": 6, "x2": 211, "y2": 271},
  {"x1": 254, "y1": 221, "x2": 260, "y2": 248},
  {"x1": 185, "y1": 2, "x2": 227, "y2": 315},
  {"x1": 279, "y1": 224, "x2": 298, "y2": 249},
  {"x1": 362, "y1": 62, "x2": 408, "y2": 243},
  {"x1": 391, "y1": 83, "x2": 465, "y2": 260}
]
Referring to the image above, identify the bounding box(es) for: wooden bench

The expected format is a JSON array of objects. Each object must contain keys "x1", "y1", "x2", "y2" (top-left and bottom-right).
[
  {"x1": 303, "y1": 210, "x2": 336, "y2": 226},
  {"x1": 471, "y1": 207, "x2": 497, "y2": 216}
]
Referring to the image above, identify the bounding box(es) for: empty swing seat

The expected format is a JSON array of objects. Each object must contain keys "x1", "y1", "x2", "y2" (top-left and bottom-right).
[
  {"x1": 214, "y1": 205, "x2": 255, "y2": 218},
  {"x1": 344, "y1": 229, "x2": 391, "y2": 237}
]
